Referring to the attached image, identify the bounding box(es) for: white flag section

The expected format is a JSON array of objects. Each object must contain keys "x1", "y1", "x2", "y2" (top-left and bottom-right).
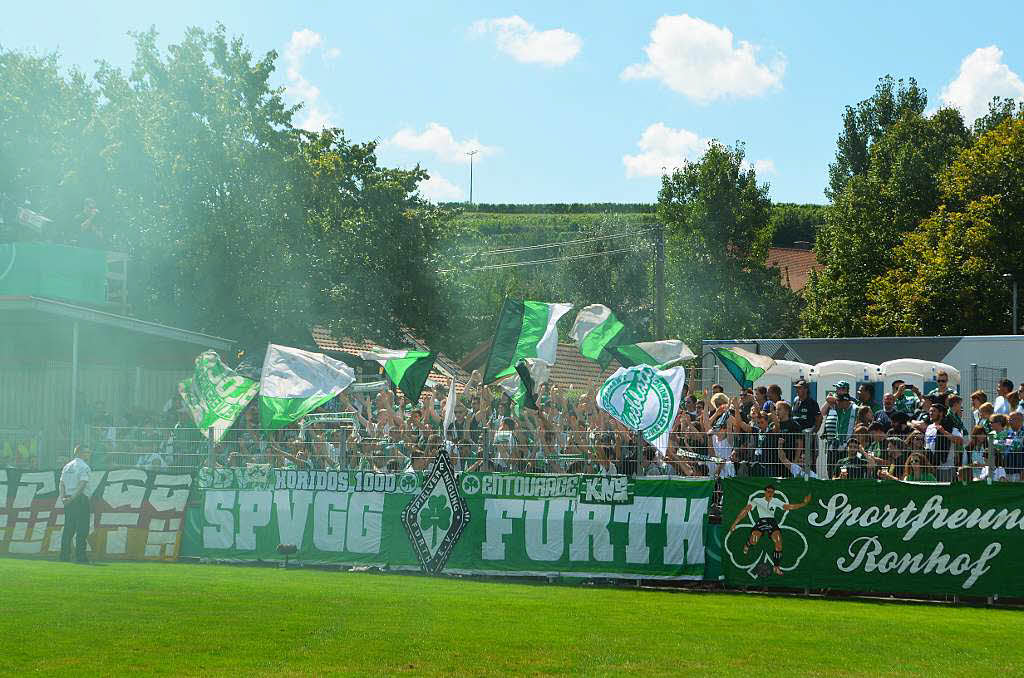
[
  {"x1": 596, "y1": 364, "x2": 686, "y2": 454},
  {"x1": 442, "y1": 377, "x2": 457, "y2": 439},
  {"x1": 259, "y1": 344, "x2": 355, "y2": 431}
]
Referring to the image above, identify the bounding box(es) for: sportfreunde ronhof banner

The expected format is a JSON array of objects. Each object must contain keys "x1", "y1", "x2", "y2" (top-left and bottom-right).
[
  {"x1": 722, "y1": 478, "x2": 1024, "y2": 598},
  {"x1": 182, "y1": 469, "x2": 714, "y2": 580}
]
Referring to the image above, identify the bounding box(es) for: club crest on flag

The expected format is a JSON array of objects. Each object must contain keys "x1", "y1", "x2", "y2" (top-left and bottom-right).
[
  {"x1": 598, "y1": 365, "x2": 676, "y2": 441},
  {"x1": 401, "y1": 448, "x2": 470, "y2": 573}
]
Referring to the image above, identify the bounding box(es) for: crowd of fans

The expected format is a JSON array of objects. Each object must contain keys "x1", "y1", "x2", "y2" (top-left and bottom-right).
[{"x1": 18, "y1": 367, "x2": 1024, "y2": 484}]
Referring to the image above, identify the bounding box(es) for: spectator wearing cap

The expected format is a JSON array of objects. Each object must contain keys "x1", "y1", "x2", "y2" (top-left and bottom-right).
[
  {"x1": 926, "y1": 371, "x2": 955, "y2": 407},
  {"x1": 822, "y1": 381, "x2": 857, "y2": 467},
  {"x1": 993, "y1": 379, "x2": 1014, "y2": 415},
  {"x1": 790, "y1": 378, "x2": 821, "y2": 434}
]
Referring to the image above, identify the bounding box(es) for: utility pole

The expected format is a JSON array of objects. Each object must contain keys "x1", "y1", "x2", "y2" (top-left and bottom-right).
[
  {"x1": 466, "y1": 150, "x2": 478, "y2": 205},
  {"x1": 655, "y1": 223, "x2": 665, "y2": 338}
]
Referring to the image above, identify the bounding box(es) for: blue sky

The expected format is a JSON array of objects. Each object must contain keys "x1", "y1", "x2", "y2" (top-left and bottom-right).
[{"x1": 4, "y1": 2, "x2": 1024, "y2": 205}]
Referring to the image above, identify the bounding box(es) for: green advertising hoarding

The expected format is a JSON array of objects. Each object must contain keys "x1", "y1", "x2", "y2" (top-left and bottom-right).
[
  {"x1": 722, "y1": 478, "x2": 1024, "y2": 597},
  {"x1": 182, "y1": 469, "x2": 714, "y2": 580}
]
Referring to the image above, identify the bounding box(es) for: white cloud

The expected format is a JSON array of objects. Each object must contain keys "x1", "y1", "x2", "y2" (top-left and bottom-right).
[
  {"x1": 940, "y1": 46, "x2": 1024, "y2": 123},
  {"x1": 621, "y1": 14, "x2": 785, "y2": 103},
  {"x1": 387, "y1": 123, "x2": 499, "y2": 165},
  {"x1": 419, "y1": 172, "x2": 464, "y2": 202},
  {"x1": 471, "y1": 16, "x2": 581, "y2": 67},
  {"x1": 745, "y1": 158, "x2": 776, "y2": 175},
  {"x1": 283, "y1": 28, "x2": 337, "y2": 130},
  {"x1": 622, "y1": 123, "x2": 711, "y2": 178}
]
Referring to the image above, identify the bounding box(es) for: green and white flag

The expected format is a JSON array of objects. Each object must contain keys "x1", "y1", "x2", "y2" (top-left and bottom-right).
[
  {"x1": 178, "y1": 351, "x2": 259, "y2": 443},
  {"x1": 712, "y1": 346, "x2": 776, "y2": 389},
  {"x1": 260, "y1": 344, "x2": 356, "y2": 431},
  {"x1": 499, "y1": 358, "x2": 551, "y2": 414},
  {"x1": 597, "y1": 364, "x2": 686, "y2": 454},
  {"x1": 359, "y1": 348, "x2": 437, "y2": 404},
  {"x1": 611, "y1": 340, "x2": 695, "y2": 368},
  {"x1": 570, "y1": 304, "x2": 625, "y2": 368},
  {"x1": 483, "y1": 299, "x2": 572, "y2": 383}
]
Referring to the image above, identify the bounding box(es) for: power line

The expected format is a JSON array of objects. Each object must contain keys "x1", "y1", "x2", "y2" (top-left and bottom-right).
[
  {"x1": 472, "y1": 226, "x2": 658, "y2": 257},
  {"x1": 441, "y1": 245, "x2": 645, "y2": 273}
]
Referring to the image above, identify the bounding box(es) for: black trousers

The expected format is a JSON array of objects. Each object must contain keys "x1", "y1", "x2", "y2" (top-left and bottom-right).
[{"x1": 60, "y1": 495, "x2": 91, "y2": 562}]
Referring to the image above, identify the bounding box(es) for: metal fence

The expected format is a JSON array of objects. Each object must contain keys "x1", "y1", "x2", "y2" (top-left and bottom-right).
[{"x1": 73, "y1": 425, "x2": 1014, "y2": 485}]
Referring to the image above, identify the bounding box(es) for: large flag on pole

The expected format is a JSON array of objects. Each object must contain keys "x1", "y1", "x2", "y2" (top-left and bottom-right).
[
  {"x1": 482, "y1": 299, "x2": 572, "y2": 383},
  {"x1": 570, "y1": 304, "x2": 625, "y2": 368},
  {"x1": 178, "y1": 351, "x2": 259, "y2": 443},
  {"x1": 260, "y1": 344, "x2": 356, "y2": 430},
  {"x1": 712, "y1": 346, "x2": 776, "y2": 389},
  {"x1": 359, "y1": 348, "x2": 437, "y2": 404},
  {"x1": 596, "y1": 363, "x2": 686, "y2": 454},
  {"x1": 611, "y1": 340, "x2": 695, "y2": 368}
]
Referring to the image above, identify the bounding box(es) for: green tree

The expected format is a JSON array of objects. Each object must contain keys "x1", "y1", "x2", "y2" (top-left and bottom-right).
[
  {"x1": 826, "y1": 76, "x2": 928, "y2": 200},
  {"x1": 802, "y1": 86, "x2": 970, "y2": 336},
  {"x1": 657, "y1": 141, "x2": 801, "y2": 348},
  {"x1": 768, "y1": 203, "x2": 825, "y2": 247},
  {"x1": 2, "y1": 27, "x2": 457, "y2": 350},
  {"x1": 864, "y1": 117, "x2": 1024, "y2": 335}
]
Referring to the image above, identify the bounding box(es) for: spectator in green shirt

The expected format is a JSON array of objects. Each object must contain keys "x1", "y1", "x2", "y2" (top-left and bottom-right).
[
  {"x1": 891, "y1": 380, "x2": 921, "y2": 415},
  {"x1": 926, "y1": 370, "x2": 956, "y2": 407}
]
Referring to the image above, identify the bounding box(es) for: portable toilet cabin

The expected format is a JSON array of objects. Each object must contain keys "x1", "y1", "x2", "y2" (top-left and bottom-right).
[
  {"x1": 813, "y1": 360, "x2": 884, "y2": 411},
  {"x1": 879, "y1": 359, "x2": 961, "y2": 397},
  {"x1": 753, "y1": 360, "x2": 816, "y2": 403}
]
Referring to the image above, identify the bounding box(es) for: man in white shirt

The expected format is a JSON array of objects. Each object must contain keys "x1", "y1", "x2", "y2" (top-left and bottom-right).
[
  {"x1": 993, "y1": 379, "x2": 1014, "y2": 415},
  {"x1": 59, "y1": 445, "x2": 93, "y2": 563}
]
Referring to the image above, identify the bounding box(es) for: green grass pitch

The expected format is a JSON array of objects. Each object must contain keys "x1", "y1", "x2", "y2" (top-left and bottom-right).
[{"x1": 2, "y1": 559, "x2": 1020, "y2": 676}]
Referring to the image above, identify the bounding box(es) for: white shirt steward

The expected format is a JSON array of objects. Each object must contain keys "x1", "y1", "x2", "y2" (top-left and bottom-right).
[{"x1": 59, "y1": 457, "x2": 92, "y2": 562}]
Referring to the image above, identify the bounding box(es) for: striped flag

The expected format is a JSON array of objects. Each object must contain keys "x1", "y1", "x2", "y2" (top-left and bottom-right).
[
  {"x1": 260, "y1": 344, "x2": 356, "y2": 430},
  {"x1": 359, "y1": 348, "x2": 437, "y2": 404},
  {"x1": 482, "y1": 299, "x2": 572, "y2": 383},
  {"x1": 612, "y1": 340, "x2": 695, "y2": 368},
  {"x1": 570, "y1": 304, "x2": 626, "y2": 368},
  {"x1": 712, "y1": 346, "x2": 776, "y2": 389}
]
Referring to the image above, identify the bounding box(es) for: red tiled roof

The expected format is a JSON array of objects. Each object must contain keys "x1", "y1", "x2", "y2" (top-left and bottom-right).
[
  {"x1": 310, "y1": 326, "x2": 470, "y2": 393},
  {"x1": 767, "y1": 247, "x2": 820, "y2": 292},
  {"x1": 461, "y1": 340, "x2": 619, "y2": 392}
]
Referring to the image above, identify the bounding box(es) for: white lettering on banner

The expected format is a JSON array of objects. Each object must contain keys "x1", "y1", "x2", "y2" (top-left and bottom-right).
[
  {"x1": 203, "y1": 490, "x2": 236, "y2": 549},
  {"x1": 836, "y1": 537, "x2": 1002, "y2": 590},
  {"x1": 613, "y1": 497, "x2": 662, "y2": 564},
  {"x1": 582, "y1": 476, "x2": 629, "y2": 503},
  {"x1": 482, "y1": 499, "x2": 524, "y2": 560},
  {"x1": 524, "y1": 499, "x2": 571, "y2": 561},
  {"x1": 663, "y1": 497, "x2": 707, "y2": 566},
  {"x1": 149, "y1": 475, "x2": 193, "y2": 512},
  {"x1": 274, "y1": 490, "x2": 313, "y2": 548},
  {"x1": 569, "y1": 504, "x2": 613, "y2": 562},
  {"x1": 345, "y1": 492, "x2": 384, "y2": 553},
  {"x1": 12, "y1": 472, "x2": 55, "y2": 508},
  {"x1": 102, "y1": 469, "x2": 147, "y2": 510},
  {"x1": 313, "y1": 491, "x2": 349, "y2": 552},
  {"x1": 809, "y1": 493, "x2": 1024, "y2": 541},
  {"x1": 236, "y1": 490, "x2": 273, "y2": 551}
]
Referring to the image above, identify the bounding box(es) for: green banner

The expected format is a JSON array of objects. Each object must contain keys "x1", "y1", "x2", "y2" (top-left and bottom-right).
[
  {"x1": 722, "y1": 478, "x2": 1024, "y2": 597},
  {"x1": 181, "y1": 471, "x2": 713, "y2": 579},
  {"x1": 179, "y1": 351, "x2": 259, "y2": 443}
]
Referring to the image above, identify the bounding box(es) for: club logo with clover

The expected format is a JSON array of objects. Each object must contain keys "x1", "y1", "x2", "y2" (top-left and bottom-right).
[
  {"x1": 401, "y1": 448, "x2": 470, "y2": 573},
  {"x1": 723, "y1": 488, "x2": 809, "y2": 580}
]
